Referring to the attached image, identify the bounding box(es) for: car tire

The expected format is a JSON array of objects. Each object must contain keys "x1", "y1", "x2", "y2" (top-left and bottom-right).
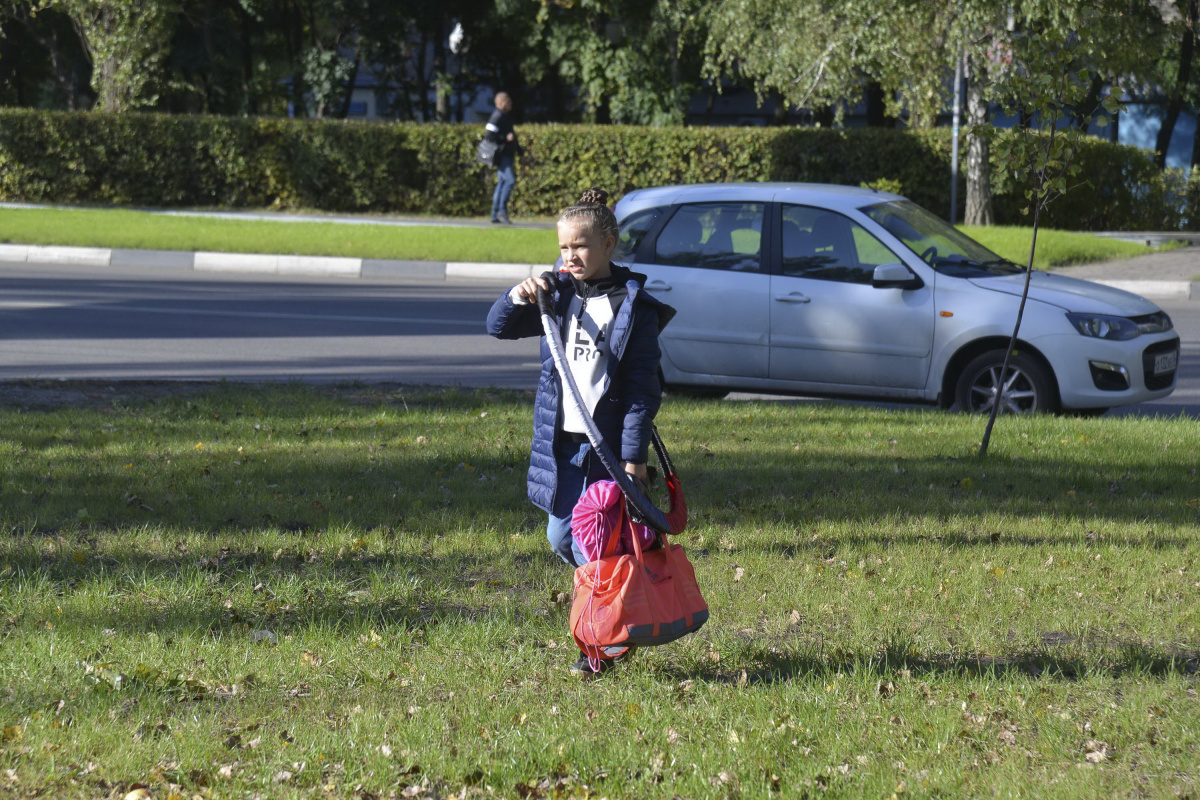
[{"x1": 954, "y1": 349, "x2": 1057, "y2": 414}]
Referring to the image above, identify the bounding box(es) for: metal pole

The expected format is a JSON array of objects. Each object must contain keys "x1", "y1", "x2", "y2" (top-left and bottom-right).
[{"x1": 950, "y1": 50, "x2": 964, "y2": 225}]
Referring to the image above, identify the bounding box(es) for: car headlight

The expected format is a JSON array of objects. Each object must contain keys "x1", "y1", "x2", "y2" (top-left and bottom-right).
[
  {"x1": 1135, "y1": 311, "x2": 1173, "y2": 334},
  {"x1": 1066, "y1": 312, "x2": 1141, "y2": 340}
]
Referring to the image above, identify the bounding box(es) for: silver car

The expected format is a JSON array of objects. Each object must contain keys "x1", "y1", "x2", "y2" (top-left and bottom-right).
[{"x1": 612, "y1": 183, "x2": 1179, "y2": 413}]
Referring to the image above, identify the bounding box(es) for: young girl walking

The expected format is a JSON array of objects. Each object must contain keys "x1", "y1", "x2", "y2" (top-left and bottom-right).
[{"x1": 486, "y1": 188, "x2": 675, "y2": 674}]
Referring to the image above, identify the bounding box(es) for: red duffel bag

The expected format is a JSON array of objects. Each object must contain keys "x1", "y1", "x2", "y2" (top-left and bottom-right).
[{"x1": 571, "y1": 523, "x2": 708, "y2": 664}]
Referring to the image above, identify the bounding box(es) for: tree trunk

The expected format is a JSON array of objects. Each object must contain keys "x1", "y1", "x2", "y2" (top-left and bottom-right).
[
  {"x1": 416, "y1": 31, "x2": 430, "y2": 121},
  {"x1": 337, "y1": 54, "x2": 360, "y2": 118},
  {"x1": 964, "y1": 52, "x2": 993, "y2": 226},
  {"x1": 771, "y1": 89, "x2": 788, "y2": 126},
  {"x1": 865, "y1": 81, "x2": 894, "y2": 128},
  {"x1": 1192, "y1": 108, "x2": 1200, "y2": 168},
  {"x1": 1156, "y1": 0, "x2": 1197, "y2": 168},
  {"x1": 1073, "y1": 75, "x2": 1104, "y2": 130},
  {"x1": 238, "y1": 3, "x2": 257, "y2": 114},
  {"x1": 98, "y1": 56, "x2": 120, "y2": 111},
  {"x1": 433, "y1": 21, "x2": 449, "y2": 122}
]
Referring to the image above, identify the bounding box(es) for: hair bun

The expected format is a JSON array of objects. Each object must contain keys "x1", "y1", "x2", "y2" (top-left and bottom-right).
[{"x1": 578, "y1": 188, "x2": 609, "y2": 206}]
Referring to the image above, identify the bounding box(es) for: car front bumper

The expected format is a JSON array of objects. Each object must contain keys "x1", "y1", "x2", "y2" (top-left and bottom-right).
[{"x1": 1035, "y1": 332, "x2": 1180, "y2": 409}]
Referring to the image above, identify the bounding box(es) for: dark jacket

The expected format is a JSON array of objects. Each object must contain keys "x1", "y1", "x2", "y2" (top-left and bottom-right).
[
  {"x1": 485, "y1": 108, "x2": 520, "y2": 157},
  {"x1": 486, "y1": 265, "x2": 675, "y2": 515}
]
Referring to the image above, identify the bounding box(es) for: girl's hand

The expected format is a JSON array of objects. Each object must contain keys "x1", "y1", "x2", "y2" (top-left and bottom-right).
[
  {"x1": 622, "y1": 461, "x2": 648, "y2": 481},
  {"x1": 514, "y1": 275, "x2": 552, "y2": 303}
]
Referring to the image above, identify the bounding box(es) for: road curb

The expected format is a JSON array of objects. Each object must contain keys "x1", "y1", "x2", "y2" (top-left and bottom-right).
[
  {"x1": 1090, "y1": 279, "x2": 1194, "y2": 299},
  {"x1": 6, "y1": 243, "x2": 533, "y2": 284}
]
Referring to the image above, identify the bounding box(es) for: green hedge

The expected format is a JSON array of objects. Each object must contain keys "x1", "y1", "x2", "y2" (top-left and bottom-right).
[{"x1": 0, "y1": 109, "x2": 1190, "y2": 230}]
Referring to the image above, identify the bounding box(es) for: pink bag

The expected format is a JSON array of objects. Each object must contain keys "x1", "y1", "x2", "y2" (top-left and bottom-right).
[{"x1": 571, "y1": 480, "x2": 656, "y2": 563}]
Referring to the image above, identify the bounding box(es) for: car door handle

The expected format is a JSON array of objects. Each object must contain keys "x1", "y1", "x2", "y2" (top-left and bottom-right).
[
  {"x1": 645, "y1": 280, "x2": 672, "y2": 292},
  {"x1": 774, "y1": 293, "x2": 811, "y2": 303}
]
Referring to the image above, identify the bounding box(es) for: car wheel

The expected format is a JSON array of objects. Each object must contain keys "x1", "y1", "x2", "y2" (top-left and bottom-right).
[
  {"x1": 663, "y1": 384, "x2": 729, "y2": 400},
  {"x1": 954, "y1": 349, "x2": 1056, "y2": 414}
]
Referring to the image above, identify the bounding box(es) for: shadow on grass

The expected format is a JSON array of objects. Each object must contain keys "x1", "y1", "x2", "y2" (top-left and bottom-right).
[
  {"x1": 1, "y1": 382, "x2": 1197, "y2": 541},
  {"x1": 664, "y1": 640, "x2": 1200, "y2": 686}
]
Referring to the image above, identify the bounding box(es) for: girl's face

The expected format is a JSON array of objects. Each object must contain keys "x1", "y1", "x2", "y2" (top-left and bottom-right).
[{"x1": 557, "y1": 219, "x2": 615, "y2": 281}]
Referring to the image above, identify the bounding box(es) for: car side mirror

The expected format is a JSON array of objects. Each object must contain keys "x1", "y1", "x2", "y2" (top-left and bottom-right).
[{"x1": 872, "y1": 262, "x2": 924, "y2": 290}]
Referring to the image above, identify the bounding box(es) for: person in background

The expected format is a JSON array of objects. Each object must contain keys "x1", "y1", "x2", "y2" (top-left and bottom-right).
[{"x1": 486, "y1": 92, "x2": 520, "y2": 225}]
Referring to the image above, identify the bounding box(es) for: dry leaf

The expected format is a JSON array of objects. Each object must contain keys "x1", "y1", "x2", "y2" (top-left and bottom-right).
[
  {"x1": 1083, "y1": 739, "x2": 1109, "y2": 763},
  {"x1": 272, "y1": 770, "x2": 293, "y2": 783},
  {"x1": 217, "y1": 765, "x2": 234, "y2": 779},
  {"x1": 733, "y1": 567, "x2": 745, "y2": 582}
]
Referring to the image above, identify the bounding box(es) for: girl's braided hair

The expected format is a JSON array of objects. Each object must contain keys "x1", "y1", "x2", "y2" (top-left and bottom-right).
[{"x1": 559, "y1": 188, "x2": 619, "y2": 242}]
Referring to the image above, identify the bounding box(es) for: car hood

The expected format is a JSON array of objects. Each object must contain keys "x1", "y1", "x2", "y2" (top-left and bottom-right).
[{"x1": 967, "y1": 271, "x2": 1161, "y2": 315}]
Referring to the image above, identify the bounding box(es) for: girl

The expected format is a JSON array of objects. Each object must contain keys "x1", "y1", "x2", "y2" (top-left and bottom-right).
[{"x1": 486, "y1": 188, "x2": 675, "y2": 674}]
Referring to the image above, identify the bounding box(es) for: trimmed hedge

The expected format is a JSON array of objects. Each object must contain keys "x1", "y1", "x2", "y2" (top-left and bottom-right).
[{"x1": 0, "y1": 109, "x2": 1190, "y2": 230}]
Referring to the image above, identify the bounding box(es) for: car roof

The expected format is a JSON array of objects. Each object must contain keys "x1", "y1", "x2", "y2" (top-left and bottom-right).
[{"x1": 615, "y1": 182, "x2": 904, "y2": 215}]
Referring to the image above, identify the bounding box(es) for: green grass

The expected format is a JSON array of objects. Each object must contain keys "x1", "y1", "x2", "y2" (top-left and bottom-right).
[
  {"x1": 1, "y1": 383, "x2": 1198, "y2": 799},
  {"x1": 0, "y1": 206, "x2": 559, "y2": 264},
  {"x1": 964, "y1": 226, "x2": 1181, "y2": 270},
  {"x1": 0, "y1": 205, "x2": 1181, "y2": 268}
]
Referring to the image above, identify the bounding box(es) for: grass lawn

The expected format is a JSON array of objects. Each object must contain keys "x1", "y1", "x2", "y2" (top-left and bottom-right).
[
  {"x1": 0, "y1": 206, "x2": 559, "y2": 264},
  {"x1": 0, "y1": 205, "x2": 1181, "y2": 268},
  {"x1": 0, "y1": 383, "x2": 1197, "y2": 799},
  {"x1": 963, "y1": 227, "x2": 1180, "y2": 270}
]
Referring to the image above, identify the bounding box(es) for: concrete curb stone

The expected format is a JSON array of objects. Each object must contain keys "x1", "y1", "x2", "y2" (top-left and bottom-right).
[{"x1": 5, "y1": 243, "x2": 535, "y2": 284}]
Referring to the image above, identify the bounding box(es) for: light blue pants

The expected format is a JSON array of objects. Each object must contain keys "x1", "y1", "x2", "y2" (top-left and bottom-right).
[
  {"x1": 546, "y1": 439, "x2": 608, "y2": 568},
  {"x1": 491, "y1": 153, "x2": 516, "y2": 219}
]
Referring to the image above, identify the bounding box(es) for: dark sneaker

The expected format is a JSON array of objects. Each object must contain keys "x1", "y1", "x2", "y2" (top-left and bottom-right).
[
  {"x1": 497, "y1": 213, "x2": 513, "y2": 225},
  {"x1": 490, "y1": 217, "x2": 501, "y2": 224},
  {"x1": 610, "y1": 645, "x2": 637, "y2": 663},
  {"x1": 570, "y1": 653, "x2": 612, "y2": 675}
]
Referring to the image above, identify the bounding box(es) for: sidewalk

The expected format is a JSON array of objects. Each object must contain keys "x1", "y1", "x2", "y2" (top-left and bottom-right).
[{"x1": 1048, "y1": 247, "x2": 1200, "y2": 299}]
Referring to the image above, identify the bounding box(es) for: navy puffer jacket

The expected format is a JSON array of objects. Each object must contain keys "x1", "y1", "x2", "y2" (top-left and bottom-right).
[{"x1": 486, "y1": 265, "x2": 675, "y2": 515}]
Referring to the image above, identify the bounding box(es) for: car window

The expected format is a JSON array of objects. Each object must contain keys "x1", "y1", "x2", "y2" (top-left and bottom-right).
[
  {"x1": 862, "y1": 200, "x2": 1020, "y2": 277},
  {"x1": 614, "y1": 206, "x2": 666, "y2": 261},
  {"x1": 655, "y1": 202, "x2": 764, "y2": 272},
  {"x1": 780, "y1": 205, "x2": 903, "y2": 284}
]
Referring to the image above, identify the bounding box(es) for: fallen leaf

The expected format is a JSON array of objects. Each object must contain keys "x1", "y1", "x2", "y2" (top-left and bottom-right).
[
  {"x1": 733, "y1": 567, "x2": 745, "y2": 582},
  {"x1": 217, "y1": 765, "x2": 234, "y2": 779},
  {"x1": 273, "y1": 769, "x2": 293, "y2": 783},
  {"x1": 1083, "y1": 739, "x2": 1108, "y2": 763}
]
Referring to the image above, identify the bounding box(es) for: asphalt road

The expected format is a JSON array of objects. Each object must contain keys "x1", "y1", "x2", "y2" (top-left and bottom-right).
[
  {"x1": 1, "y1": 261, "x2": 1197, "y2": 417},
  {"x1": 0, "y1": 262, "x2": 542, "y2": 386}
]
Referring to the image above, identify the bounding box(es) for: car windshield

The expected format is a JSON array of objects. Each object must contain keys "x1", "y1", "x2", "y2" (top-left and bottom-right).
[{"x1": 862, "y1": 200, "x2": 1023, "y2": 278}]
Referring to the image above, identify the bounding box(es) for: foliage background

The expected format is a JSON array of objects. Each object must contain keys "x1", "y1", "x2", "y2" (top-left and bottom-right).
[{"x1": 0, "y1": 109, "x2": 1193, "y2": 230}]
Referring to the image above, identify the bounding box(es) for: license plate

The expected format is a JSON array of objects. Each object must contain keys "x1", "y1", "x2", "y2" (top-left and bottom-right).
[{"x1": 1153, "y1": 350, "x2": 1178, "y2": 374}]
